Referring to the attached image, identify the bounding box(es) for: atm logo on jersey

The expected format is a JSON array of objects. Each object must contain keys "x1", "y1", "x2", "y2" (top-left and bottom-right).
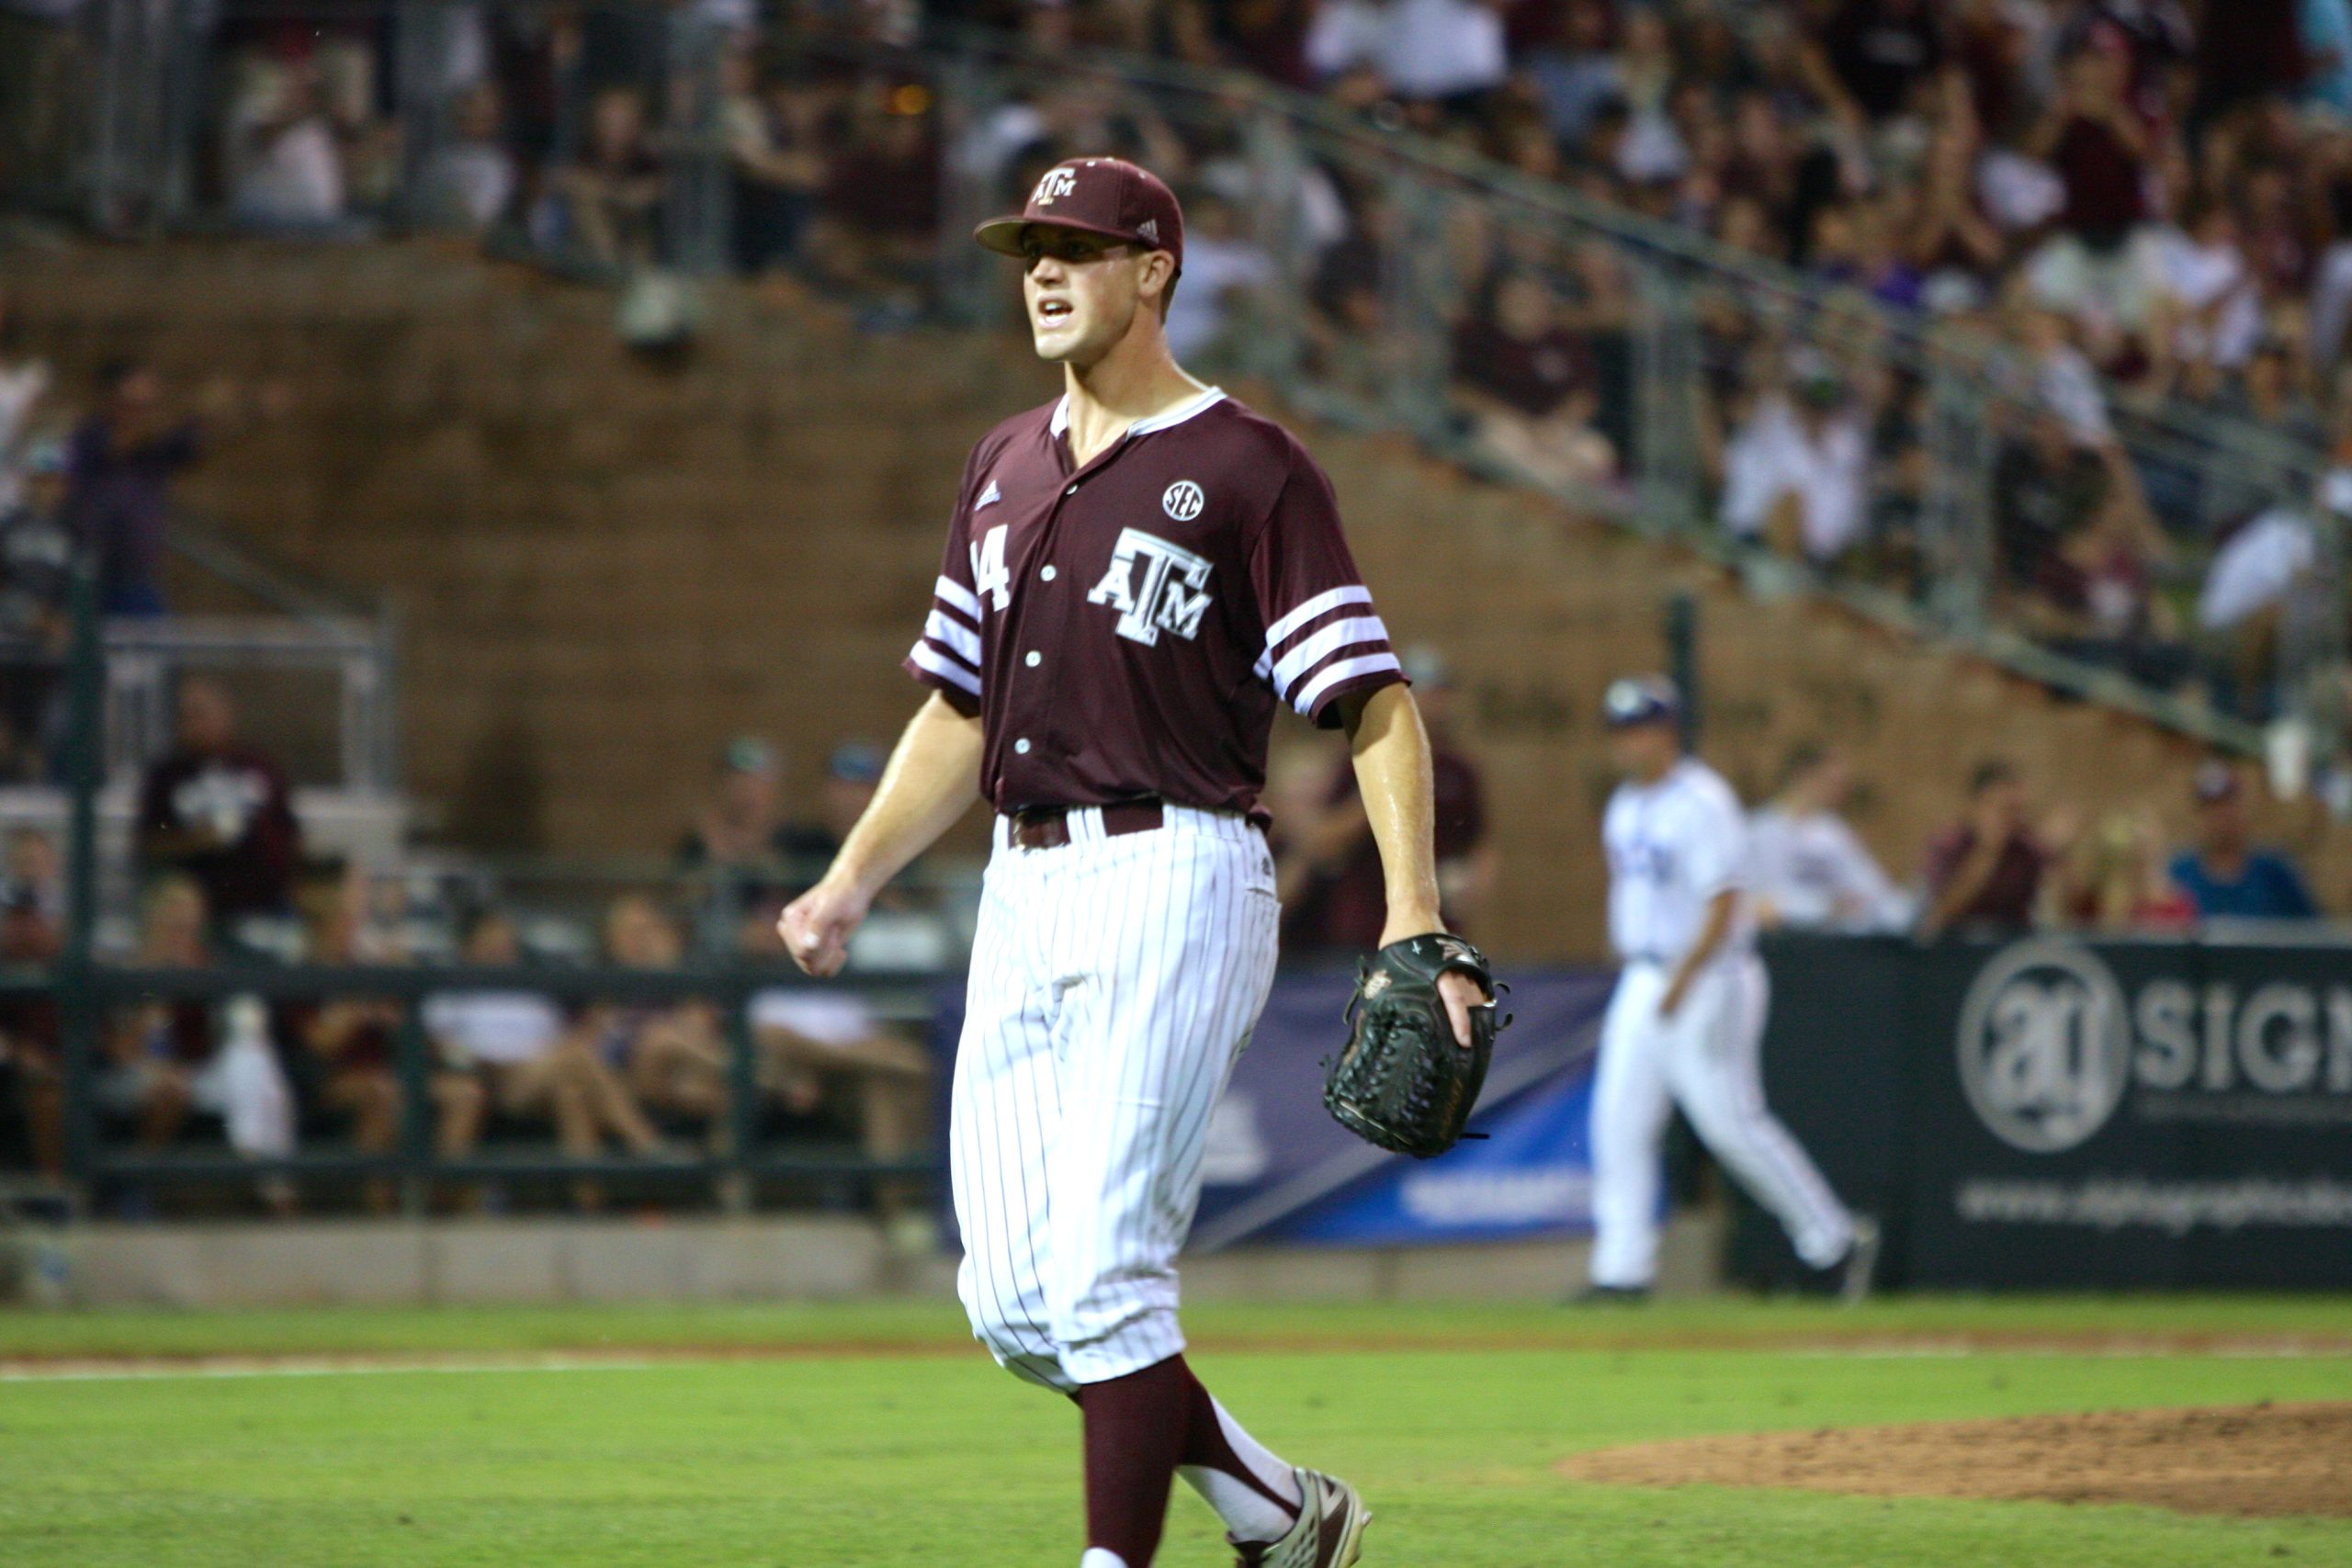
[{"x1": 1089, "y1": 527, "x2": 1214, "y2": 646}]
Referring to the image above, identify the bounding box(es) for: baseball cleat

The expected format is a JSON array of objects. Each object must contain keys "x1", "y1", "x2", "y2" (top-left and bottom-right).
[
  {"x1": 1232, "y1": 1467, "x2": 1370, "y2": 1567},
  {"x1": 1838, "y1": 1216, "x2": 1882, "y2": 1306},
  {"x1": 1569, "y1": 1283, "x2": 1651, "y2": 1306}
]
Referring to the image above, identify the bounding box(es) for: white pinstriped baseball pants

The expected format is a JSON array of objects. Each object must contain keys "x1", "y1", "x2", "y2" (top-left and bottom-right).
[
  {"x1": 1589, "y1": 954, "x2": 1854, "y2": 1288},
  {"x1": 952, "y1": 805, "x2": 1281, "y2": 1392}
]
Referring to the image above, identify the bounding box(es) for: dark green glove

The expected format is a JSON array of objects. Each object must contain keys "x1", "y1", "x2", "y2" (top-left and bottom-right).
[{"x1": 1323, "y1": 933, "x2": 1502, "y2": 1159}]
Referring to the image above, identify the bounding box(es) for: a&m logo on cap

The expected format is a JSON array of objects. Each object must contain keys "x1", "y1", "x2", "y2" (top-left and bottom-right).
[{"x1": 1033, "y1": 167, "x2": 1079, "y2": 206}]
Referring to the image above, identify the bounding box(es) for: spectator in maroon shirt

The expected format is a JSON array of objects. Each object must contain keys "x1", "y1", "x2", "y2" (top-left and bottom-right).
[
  {"x1": 1280, "y1": 647, "x2": 1493, "y2": 952},
  {"x1": 1451, "y1": 267, "x2": 1616, "y2": 491},
  {"x1": 282, "y1": 872, "x2": 456, "y2": 1216},
  {"x1": 2029, "y1": 46, "x2": 2151, "y2": 251},
  {"x1": 1920, "y1": 759, "x2": 2078, "y2": 937},
  {"x1": 810, "y1": 85, "x2": 942, "y2": 320},
  {"x1": 137, "y1": 676, "x2": 304, "y2": 927},
  {"x1": 1212, "y1": 0, "x2": 1317, "y2": 89},
  {"x1": 547, "y1": 85, "x2": 666, "y2": 269}
]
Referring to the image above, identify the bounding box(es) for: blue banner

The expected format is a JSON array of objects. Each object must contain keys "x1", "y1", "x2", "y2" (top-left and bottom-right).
[
  {"x1": 1261, "y1": 1058, "x2": 1599, "y2": 1245},
  {"x1": 931, "y1": 966, "x2": 1613, "y2": 1252}
]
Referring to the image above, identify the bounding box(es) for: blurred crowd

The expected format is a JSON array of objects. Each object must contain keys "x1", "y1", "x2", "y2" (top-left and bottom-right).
[
  {"x1": 7, "y1": 1, "x2": 2335, "y2": 723},
  {"x1": 1755, "y1": 743, "x2": 2319, "y2": 939},
  {"x1": 0, "y1": 675, "x2": 938, "y2": 1224}
]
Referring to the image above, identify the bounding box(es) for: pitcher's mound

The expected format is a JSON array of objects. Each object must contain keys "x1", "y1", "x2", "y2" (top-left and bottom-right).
[{"x1": 1558, "y1": 1402, "x2": 2352, "y2": 1518}]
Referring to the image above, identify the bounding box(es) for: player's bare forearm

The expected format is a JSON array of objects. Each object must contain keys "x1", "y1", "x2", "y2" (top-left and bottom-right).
[
  {"x1": 1661, "y1": 888, "x2": 1737, "y2": 1016},
  {"x1": 1341, "y1": 683, "x2": 1489, "y2": 1044},
  {"x1": 782, "y1": 693, "x2": 980, "y2": 976},
  {"x1": 830, "y1": 694, "x2": 983, "y2": 897},
  {"x1": 1340, "y1": 683, "x2": 1442, "y2": 941}
]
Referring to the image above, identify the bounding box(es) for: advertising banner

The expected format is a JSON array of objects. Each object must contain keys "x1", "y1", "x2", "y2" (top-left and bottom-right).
[
  {"x1": 1255, "y1": 1057, "x2": 1600, "y2": 1245},
  {"x1": 1188, "y1": 968, "x2": 1611, "y2": 1248},
  {"x1": 1750, "y1": 934, "x2": 2352, "y2": 1289},
  {"x1": 933, "y1": 968, "x2": 1614, "y2": 1253}
]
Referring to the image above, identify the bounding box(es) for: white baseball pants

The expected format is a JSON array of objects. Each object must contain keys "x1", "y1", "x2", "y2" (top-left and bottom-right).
[
  {"x1": 952, "y1": 805, "x2": 1280, "y2": 1392},
  {"x1": 1589, "y1": 954, "x2": 1853, "y2": 1288}
]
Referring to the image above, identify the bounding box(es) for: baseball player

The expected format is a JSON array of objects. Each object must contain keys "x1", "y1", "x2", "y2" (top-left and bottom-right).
[
  {"x1": 1746, "y1": 742, "x2": 1913, "y2": 933},
  {"x1": 780, "y1": 156, "x2": 1487, "y2": 1568},
  {"x1": 1584, "y1": 677, "x2": 1875, "y2": 1301}
]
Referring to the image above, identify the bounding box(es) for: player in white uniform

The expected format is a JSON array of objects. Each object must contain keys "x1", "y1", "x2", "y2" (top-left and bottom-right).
[
  {"x1": 1747, "y1": 743, "x2": 1913, "y2": 933},
  {"x1": 1584, "y1": 678, "x2": 1875, "y2": 1301}
]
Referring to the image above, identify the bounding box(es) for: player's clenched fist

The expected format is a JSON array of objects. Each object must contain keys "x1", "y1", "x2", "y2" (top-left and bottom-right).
[{"x1": 779, "y1": 878, "x2": 868, "y2": 977}]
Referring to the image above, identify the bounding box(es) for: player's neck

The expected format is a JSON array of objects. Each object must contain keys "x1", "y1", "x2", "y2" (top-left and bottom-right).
[{"x1": 1061, "y1": 333, "x2": 1204, "y2": 468}]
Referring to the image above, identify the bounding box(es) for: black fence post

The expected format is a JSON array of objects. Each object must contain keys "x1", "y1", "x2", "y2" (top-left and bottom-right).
[
  {"x1": 1665, "y1": 590, "x2": 1699, "y2": 750},
  {"x1": 396, "y1": 1002, "x2": 433, "y2": 1217},
  {"x1": 723, "y1": 980, "x2": 759, "y2": 1214},
  {"x1": 58, "y1": 543, "x2": 105, "y2": 1201}
]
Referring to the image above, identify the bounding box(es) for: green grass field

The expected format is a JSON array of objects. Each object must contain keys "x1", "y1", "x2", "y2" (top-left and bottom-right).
[{"x1": 2, "y1": 1296, "x2": 2346, "y2": 1567}]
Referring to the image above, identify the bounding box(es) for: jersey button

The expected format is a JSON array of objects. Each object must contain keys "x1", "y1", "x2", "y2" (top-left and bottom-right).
[
  {"x1": 1013, "y1": 739, "x2": 1032, "y2": 754},
  {"x1": 1064, "y1": 484, "x2": 1078, "y2": 496},
  {"x1": 1039, "y1": 565, "x2": 1057, "y2": 581},
  {"x1": 1024, "y1": 651, "x2": 1041, "y2": 667}
]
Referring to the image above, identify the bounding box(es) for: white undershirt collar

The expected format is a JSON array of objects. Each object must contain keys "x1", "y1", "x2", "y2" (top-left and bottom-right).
[{"x1": 1048, "y1": 385, "x2": 1225, "y2": 442}]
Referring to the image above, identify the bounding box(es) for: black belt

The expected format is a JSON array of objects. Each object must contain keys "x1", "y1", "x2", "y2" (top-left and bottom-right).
[{"x1": 1008, "y1": 799, "x2": 1164, "y2": 851}]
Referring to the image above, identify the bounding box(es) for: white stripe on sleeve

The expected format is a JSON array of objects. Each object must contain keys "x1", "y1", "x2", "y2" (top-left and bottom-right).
[
  {"x1": 1293, "y1": 651, "x2": 1402, "y2": 716},
  {"x1": 1270, "y1": 615, "x2": 1389, "y2": 698},
  {"x1": 910, "y1": 639, "x2": 982, "y2": 696},
  {"x1": 1261, "y1": 585, "x2": 1373, "y2": 655},
  {"x1": 935, "y1": 575, "x2": 983, "y2": 621},
  {"x1": 925, "y1": 609, "x2": 983, "y2": 665}
]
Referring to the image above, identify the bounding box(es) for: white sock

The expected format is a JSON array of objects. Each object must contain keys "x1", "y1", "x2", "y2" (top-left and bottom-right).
[
  {"x1": 1179, "y1": 1396, "x2": 1305, "y2": 1545},
  {"x1": 1080, "y1": 1551, "x2": 1129, "y2": 1568}
]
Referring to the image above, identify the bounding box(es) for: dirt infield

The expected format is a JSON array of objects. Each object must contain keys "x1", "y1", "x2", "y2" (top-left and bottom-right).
[{"x1": 1559, "y1": 1403, "x2": 2352, "y2": 1517}]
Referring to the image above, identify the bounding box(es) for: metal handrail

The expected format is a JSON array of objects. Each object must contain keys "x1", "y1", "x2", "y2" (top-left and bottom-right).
[{"x1": 164, "y1": 508, "x2": 384, "y2": 626}]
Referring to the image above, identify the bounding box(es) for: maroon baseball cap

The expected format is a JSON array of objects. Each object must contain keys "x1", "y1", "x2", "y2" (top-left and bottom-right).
[{"x1": 974, "y1": 157, "x2": 1184, "y2": 274}]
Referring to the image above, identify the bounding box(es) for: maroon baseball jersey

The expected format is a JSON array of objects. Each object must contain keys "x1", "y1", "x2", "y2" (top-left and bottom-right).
[{"x1": 904, "y1": 387, "x2": 1402, "y2": 823}]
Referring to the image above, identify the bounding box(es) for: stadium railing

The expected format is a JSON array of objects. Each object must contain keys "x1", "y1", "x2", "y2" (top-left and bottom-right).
[{"x1": 8, "y1": 958, "x2": 946, "y2": 1213}]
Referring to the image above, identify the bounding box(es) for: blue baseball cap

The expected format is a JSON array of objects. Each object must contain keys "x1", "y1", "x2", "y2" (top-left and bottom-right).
[{"x1": 1602, "y1": 676, "x2": 1682, "y2": 729}]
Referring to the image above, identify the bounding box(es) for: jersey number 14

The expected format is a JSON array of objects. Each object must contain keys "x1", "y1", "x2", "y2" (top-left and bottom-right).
[{"x1": 972, "y1": 525, "x2": 1012, "y2": 612}]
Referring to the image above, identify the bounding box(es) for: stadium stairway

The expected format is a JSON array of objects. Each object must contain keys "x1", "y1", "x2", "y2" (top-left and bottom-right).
[{"x1": 9, "y1": 237, "x2": 2348, "y2": 959}]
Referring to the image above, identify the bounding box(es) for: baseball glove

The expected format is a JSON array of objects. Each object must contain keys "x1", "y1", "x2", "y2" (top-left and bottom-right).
[{"x1": 1323, "y1": 933, "x2": 1503, "y2": 1159}]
